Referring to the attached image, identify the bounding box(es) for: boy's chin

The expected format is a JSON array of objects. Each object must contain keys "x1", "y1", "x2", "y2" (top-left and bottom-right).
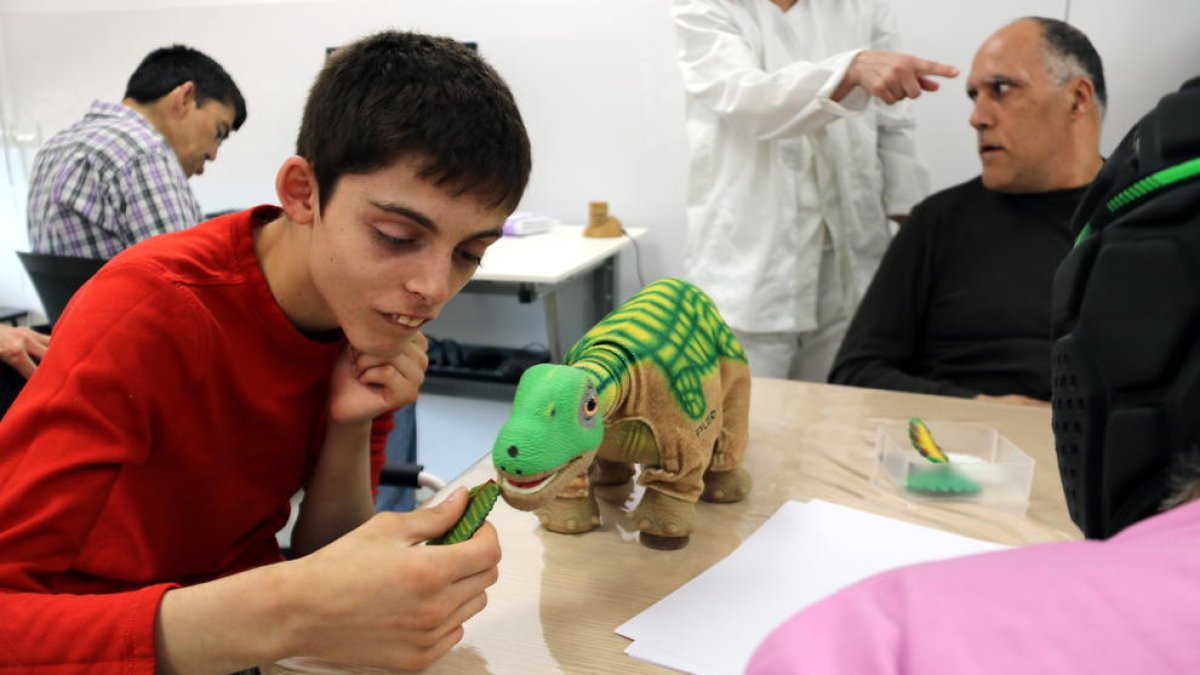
[{"x1": 346, "y1": 329, "x2": 415, "y2": 360}]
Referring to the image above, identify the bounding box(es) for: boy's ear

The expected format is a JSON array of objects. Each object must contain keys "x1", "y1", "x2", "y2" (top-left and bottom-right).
[{"x1": 276, "y1": 156, "x2": 318, "y2": 225}]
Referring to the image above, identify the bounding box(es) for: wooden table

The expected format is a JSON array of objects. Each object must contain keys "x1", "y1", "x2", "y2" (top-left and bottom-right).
[
  {"x1": 413, "y1": 379, "x2": 1080, "y2": 674},
  {"x1": 274, "y1": 379, "x2": 1079, "y2": 674}
]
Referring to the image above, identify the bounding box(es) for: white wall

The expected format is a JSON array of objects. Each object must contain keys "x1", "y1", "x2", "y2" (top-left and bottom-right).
[
  {"x1": 2, "y1": 0, "x2": 1198, "y2": 341},
  {"x1": 1069, "y1": 0, "x2": 1200, "y2": 153}
]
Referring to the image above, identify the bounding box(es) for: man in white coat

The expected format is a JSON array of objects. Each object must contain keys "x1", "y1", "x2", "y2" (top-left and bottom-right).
[{"x1": 672, "y1": 0, "x2": 956, "y2": 381}]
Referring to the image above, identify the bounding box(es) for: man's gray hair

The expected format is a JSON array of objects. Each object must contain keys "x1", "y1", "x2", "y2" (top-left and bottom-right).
[{"x1": 1026, "y1": 17, "x2": 1107, "y2": 118}]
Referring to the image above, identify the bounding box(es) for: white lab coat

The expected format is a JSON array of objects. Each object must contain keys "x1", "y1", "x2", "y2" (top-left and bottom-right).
[{"x1": 672, "y1": 0, "x2": 928, "y2": 333}]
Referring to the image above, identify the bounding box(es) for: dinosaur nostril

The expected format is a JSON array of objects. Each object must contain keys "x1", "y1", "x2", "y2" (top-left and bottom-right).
[{"x1": 507, "y1": 445, "x2": 518, "y2": 458}]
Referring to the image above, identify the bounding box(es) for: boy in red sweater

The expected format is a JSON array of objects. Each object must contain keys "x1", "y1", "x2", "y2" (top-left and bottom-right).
[{"x1": 0, "y1": 31, "x2": 530, "y2": 673}]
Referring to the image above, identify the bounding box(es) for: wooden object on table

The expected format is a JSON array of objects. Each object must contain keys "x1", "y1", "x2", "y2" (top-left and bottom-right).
[{"x1": 583, "y1": 201, "x2": 623, "y2": 238}]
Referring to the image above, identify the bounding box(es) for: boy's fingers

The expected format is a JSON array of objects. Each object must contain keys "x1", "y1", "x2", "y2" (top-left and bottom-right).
[{"x1": 436, "y1": 522, "x2": 501, "y2": 580}]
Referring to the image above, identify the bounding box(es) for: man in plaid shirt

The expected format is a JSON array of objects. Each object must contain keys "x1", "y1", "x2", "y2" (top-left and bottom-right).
[{"x1": 27, "y1": 45, "x2": 247, "y2": 260}]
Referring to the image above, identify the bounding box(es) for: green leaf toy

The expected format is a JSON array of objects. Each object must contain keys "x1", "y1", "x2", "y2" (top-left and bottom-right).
[
  {"x1": 906, "y1": 418, "x2": 981, "y2": 495},
  {"x1": 427, "y1": 480, "x2": 501, "y2": 545}
]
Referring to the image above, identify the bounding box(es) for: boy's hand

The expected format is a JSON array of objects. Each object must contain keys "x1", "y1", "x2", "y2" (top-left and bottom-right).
[
  {"x1": 283, "y1": 488, "x2": 502, "y2": 670},
  {"x1": 329, "y1": 332, "x2": 429, "y2": 424}
]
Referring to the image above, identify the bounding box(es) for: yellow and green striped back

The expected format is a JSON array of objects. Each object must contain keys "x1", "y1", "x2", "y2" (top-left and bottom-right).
[{"x1": 564, "y1": 278, "x2": 745, "y2": 421}]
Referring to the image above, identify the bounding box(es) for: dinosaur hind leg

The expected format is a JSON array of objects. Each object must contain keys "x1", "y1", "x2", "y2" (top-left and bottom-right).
[{"x1": 702, "y1": 359, "x2": 752, "y2": 503}]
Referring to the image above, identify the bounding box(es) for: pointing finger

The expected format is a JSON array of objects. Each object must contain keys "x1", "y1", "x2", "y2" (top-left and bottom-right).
[{"x1": 917, "y1": 60, "x2": 959, "y2": 79}]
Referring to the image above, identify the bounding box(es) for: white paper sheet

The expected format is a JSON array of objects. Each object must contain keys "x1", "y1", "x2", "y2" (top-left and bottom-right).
[{"x1": 616, "y1": 500, "x2": 1007, "y2": 674}]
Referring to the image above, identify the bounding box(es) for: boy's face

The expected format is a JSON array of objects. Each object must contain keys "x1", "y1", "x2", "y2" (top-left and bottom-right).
[{"x1": 307, "y1": 158, "x2": 507, "y2": 359}]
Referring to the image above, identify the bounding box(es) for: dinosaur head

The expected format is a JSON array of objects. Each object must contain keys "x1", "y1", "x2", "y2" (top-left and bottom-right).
[{"x1": 492, "y1": 363, "x2": 605, "y2": 510}]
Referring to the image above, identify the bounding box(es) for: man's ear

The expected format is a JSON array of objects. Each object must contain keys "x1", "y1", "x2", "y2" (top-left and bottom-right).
[
  {"x1": 169, "y1": 81, "x2": 197, "y2": 119},
  {"x1": 1068, "y1": 76, "x2": 1097, "y2": 118},
  {"x1": 276, "y1": 156, "x2": 318, "y2": 225}
]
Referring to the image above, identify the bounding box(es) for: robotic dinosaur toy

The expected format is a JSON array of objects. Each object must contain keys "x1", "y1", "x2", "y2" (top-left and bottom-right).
[{"x1": 490, "y1": 277, "x2": 751, "y2": 549}]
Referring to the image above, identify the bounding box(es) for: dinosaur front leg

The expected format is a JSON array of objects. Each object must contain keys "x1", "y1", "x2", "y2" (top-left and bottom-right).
[
  {"x1": 592, "y1": 419, "x2": 648, "y2": 486},
  {"x1": 621, "y1": 419, "x2": 703, "y2": 550},
  {"x1": 535, "y1": 471, "x2": 600, "y2": 534},
  {"x1": 631, "y1": 489, "x2": 695, "y2": 550},
  {"x1": 591, "y1": 458, "x2": 635, "y2": 486}
]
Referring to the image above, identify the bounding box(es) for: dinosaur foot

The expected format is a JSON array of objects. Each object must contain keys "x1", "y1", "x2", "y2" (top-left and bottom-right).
[
  {"x1": 536, "y1": 496, "x2": 600, "y2": 534},
  {"x1": 639, "y1": 532, "x2": 691, "y2": 550},
  {"x1": 591, "y1": 458, "x2": 635, "y2": 486},
  {"x1": 631, "y1": 489, "x2": 694, "y2": 549},
  {"x1": 701, "y1": 467, "x2": 752, "y2": 503}
]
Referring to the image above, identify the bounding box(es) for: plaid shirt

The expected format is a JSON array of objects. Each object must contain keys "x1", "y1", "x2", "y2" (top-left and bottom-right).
[{"x1": 27, "y1": 101, "x2": 203, "y2": 259}]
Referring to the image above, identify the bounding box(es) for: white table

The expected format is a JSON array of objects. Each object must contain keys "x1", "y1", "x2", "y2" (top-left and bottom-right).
[{"x1": 463, "y1": 224, "x2": 646, "y2": 362}]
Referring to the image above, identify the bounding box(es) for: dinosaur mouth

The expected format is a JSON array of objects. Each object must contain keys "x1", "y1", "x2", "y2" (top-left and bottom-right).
[
  {"x1": 501, "y1": 471, "x2": 558, "y2": 495},
  {"x1": 496, "y1": 452, "x2": 596, "y2": 508}
]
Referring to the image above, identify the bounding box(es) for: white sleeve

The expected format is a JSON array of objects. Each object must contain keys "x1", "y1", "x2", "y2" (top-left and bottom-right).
[
  {"x1": 671, "y1": 0, "x2": 869, "y2": 141},
  {"x1": 870, "y1": 0, "x2": 929, "y2": 215}
]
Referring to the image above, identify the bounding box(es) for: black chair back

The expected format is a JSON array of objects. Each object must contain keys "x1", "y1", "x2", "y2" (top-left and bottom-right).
[{"x1": 16, "y1": 252, "x2": 107, "y2": 327}]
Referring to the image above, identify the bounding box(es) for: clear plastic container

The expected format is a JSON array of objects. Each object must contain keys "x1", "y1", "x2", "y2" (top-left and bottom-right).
[{"x1": 873, "y1": 420, "x2": 1035, "y2": 512}]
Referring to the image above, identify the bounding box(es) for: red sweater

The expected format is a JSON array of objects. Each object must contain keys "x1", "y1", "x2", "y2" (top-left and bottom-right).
[{"x1": 0, "y1": 207, "x2": 389, "y2": 672}]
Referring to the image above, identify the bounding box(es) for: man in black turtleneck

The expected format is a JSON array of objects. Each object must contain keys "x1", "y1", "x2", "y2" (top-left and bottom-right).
[{"x1": 829, "y1": 16, "x2": 1105, "y2": 406}]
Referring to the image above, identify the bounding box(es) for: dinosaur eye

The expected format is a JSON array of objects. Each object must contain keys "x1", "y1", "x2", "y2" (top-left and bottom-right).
[{"x1": 577, "y1": 382, "x2": 601, "y2": 429}]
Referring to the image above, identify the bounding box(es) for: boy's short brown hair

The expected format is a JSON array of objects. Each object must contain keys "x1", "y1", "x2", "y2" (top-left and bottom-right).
[{"x1": 298, "y1": 31, "x2": 532, "y2": 214}]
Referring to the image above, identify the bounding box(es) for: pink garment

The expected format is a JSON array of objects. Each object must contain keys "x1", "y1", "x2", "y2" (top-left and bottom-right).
[{"x1": 748, "y1": 499, "x2": 1200, "y2": 674}]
